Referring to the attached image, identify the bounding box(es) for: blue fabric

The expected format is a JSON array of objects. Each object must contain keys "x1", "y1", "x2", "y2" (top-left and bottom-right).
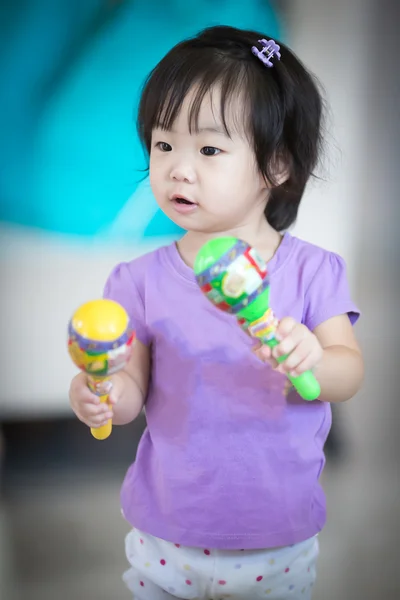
[{"x1": 0, "y1": 0, "x2": 282, "y2": 239}]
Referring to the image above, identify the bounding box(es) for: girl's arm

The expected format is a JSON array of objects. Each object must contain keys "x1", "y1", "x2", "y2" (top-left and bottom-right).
[
  {"x1": 312, "y1": 314, "x2": 364, "y2": 403},
  {"x1": 109, "y1": 339, "x2": 151, "y2": 424}
]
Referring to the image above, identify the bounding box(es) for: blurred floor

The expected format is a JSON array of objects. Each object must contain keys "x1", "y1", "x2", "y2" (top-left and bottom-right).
[{"x1": 0, "y1": 417, "x2": 146, "y2": 600}]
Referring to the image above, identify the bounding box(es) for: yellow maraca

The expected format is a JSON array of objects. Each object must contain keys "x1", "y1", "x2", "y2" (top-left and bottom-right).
[{"x1": 68, "y1": 299, "x2": 135, "y2": 440}]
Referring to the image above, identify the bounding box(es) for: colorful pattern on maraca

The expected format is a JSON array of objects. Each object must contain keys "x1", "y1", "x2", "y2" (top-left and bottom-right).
[
  {"x1": 68, "y1": 327, "x2": 135, "y2": 377},
  {"x1": 88, "y1": 377, "x2": 113, "y2": 397},
  {"x1": 196, "y1": 240, "x2": 269, "y2": 314},
  {"x1": 247, "y1": 308, "x2": 279, "y2": 342}
]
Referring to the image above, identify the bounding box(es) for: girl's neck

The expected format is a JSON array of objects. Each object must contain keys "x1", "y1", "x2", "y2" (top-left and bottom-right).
[{"x1": 176, "y1": 218, "x2": 283, "y2": 269}]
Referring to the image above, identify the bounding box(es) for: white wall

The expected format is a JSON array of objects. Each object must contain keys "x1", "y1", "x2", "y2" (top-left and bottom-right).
[
  {"x1": 0, "y1": 228, "x2": 170, "y2": 418},
  {"x1": 289, "y1": 0, "x2": 366, "y2": 269}
]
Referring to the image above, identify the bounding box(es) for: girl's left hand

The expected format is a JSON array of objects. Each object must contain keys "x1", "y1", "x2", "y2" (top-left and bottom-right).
[{"x1": 253, "y1": 316, "x2": 323, "y2": 377}]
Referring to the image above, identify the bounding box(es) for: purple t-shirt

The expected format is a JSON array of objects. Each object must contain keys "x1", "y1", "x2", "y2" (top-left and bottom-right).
[{"x1": 104, "y1": 232, "x2": 359, "y2": 550}]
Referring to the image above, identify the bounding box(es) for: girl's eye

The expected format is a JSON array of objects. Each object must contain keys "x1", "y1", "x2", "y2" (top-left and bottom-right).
[
  {"x1": 156, "y1": 142, "x2": 172, "y2": 152},
  {"x1": 200, "y1": 146, "x2": 221, "y2": 156}
]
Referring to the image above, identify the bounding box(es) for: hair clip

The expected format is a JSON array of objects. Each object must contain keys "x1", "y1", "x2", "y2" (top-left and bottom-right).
[{"x1": 251, "y1": 39, "x2": 281, "y2": 68}]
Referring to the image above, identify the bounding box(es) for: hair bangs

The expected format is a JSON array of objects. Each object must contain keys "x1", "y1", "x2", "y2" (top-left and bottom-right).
[{"x1": 138, "y1": 48, "x2": 251, "y2": 150}]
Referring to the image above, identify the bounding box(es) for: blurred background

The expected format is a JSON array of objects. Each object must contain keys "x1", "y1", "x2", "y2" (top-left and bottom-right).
[{"x1": 0, "y1": 0, "x2": 399, "y2": 598}]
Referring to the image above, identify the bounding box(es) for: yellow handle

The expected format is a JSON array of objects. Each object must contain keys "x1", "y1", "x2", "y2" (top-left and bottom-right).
[{"x1": 88, "y1": 378, "x2": 113, "y2": 441}]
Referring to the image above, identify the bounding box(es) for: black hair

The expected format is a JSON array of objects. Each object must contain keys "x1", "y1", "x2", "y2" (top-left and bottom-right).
[{"x1": 138, "y1": 25, "x2": 324, "y2": 231}]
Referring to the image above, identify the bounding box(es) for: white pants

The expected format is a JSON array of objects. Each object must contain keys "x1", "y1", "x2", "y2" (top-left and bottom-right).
[{"x1": 123, "y1": 527, "x2": 319, "y2": 600}]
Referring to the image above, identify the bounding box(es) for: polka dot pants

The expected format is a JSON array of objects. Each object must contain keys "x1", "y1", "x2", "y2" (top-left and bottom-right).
[{"x1": 123, "y1": 528, "x2": 319, "y2": 599}]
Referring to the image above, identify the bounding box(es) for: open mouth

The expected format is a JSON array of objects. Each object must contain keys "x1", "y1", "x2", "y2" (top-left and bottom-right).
[{"x1": 173, "y1": 197, "x2": 195, "y2": 205}]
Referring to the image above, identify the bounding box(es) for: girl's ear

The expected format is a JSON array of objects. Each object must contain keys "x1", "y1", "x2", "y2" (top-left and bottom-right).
[
  {"x1": 274, "y1": 164, "x2": 290, "y2": 187},
  {"x1": 262, "y1": 156, "x2": 290, "y2": 190},
  {"x1": 272, "y1": 155, "x2": 291, "y2": 187}
]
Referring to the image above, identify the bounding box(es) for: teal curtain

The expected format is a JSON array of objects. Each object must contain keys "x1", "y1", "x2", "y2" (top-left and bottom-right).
[{"x1": 0, "y1": 0, "x2": 282, "y2": 239}]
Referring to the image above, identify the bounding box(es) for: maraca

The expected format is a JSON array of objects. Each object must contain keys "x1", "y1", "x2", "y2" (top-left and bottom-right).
[
  {"x1": 68, "y1": 299, "x2": 135, "y2": 440},
  {"x1": 194, "y1": 237, "x2": 321, "y2": 401}
]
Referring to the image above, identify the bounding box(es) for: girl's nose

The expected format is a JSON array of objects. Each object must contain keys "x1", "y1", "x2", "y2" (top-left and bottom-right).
[{"x1": 170, "y1": 162, "x2": 196, "y2": 184}]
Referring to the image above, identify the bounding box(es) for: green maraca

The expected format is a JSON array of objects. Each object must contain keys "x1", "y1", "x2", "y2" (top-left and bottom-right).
[{"x1": 194, "y1": 237, "x2": 321, "y2": 401}]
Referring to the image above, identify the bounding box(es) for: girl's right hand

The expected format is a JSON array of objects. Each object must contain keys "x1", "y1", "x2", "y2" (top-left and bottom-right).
[{"x1": 69, "y1": 372, "x2": 122, "y2": 429}]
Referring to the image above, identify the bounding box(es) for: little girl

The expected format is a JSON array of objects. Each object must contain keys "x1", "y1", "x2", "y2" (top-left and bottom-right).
[{"x1": 70, "y1": 26, "x2": 363, "y2": 599}]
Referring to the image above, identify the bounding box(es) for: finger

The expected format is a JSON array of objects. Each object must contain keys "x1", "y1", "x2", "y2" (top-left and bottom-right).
[
  {"x1": 108, "y1": 375, "x2": 124, "y2": 405},
  {"x1": 258, "y1": 345, "x2": 273, "y2": 360},
  {"x1": 288, "y1": 350, "x2": 322, "y2": 377},
  {"x1": 253, "y1": 346, "x2": 278, "y2": 367},
  {"x1": 108, "y1": 382, "x2": 121, "y2": 404},
  {"x1": 261, "y1": 348, "x2": 279, "y2": 368},
  {"x1": 79, "y1": 411, "x2": 113, "y2": 428},
  {"x1": 70, "y1": 380, "x2": 101, "y2": 405},
  {"x1": 77, "y1": 402, "x2": 111, "y2": 420},
  {"x1": 91, "y1": 420, "x2": 112, "y2": 429},
  {"x1": 273, "y1": 325, "x2": 308, "y2": 359},
  {"x1": 268, "y1": 357, "x2": 279, "y2": 369},
  {"x1": 91, "y1": 412, "x2": 113, "y2": 426},
  {"x1": 108, "y1": 395, "x2": 119, "y2": 406},
  {"x1": 275, "y1": 317, "x2": 297, "y2": 341},
  {"x1": 277, "y1": 339, "x2": 314, "y2": 373},
  {"x1": 252, "y1": 348, "x2": 264, "y2": 360},
  {"x1": 83, "y1": 390, "x2": 102, "y2": 405},
  {"x1": 258, "y1": 355, "x2": 278, "y2": 369}
]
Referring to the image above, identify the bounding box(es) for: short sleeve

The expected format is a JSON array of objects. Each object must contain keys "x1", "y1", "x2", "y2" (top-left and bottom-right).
[
  {"x1": 303, "y1": 252, "x2": 360, "y2": 331},
  {"x1": 103, "y1": 262, "x2": 151, "y2": 346}
]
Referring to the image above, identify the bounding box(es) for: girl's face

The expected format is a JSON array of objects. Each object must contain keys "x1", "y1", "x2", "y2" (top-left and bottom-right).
[{"x1": 149, "y1": 87, "x2": 268, "y2": 234}]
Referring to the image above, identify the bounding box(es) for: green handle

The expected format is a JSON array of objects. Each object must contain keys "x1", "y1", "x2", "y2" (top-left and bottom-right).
[
  {"x1": 267, "y1": 339, "x2": 321, "y2": 401},
  {"x1": 193, "y1": 236, "x2": 321, "y2": 401}
]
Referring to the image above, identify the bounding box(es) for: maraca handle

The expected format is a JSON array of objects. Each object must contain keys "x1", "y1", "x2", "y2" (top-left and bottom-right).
[
  {"x1": 88, "y1": 376, "x2": 113, "y2": 440},
  {"x1": 271, "y1": 346, "x2": 320, "y2": 401},
  {"x1": 246, "y1": 310, "x2": 321, "y2": 401},
  {"x1": 286, "y1": 369, "x2": 321, "y2": 401},
  {"x1": 274, "y1": 353, "x2": 321, "y2": 401}
]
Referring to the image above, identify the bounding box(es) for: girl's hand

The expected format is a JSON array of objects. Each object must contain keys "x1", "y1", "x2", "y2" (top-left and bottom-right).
[
  {"x1": 69, "y1": 372, "x2": 124, "y2": 429},
  {"x1": 253, "y1": 317, "x2": 323, "y2": 377}
]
